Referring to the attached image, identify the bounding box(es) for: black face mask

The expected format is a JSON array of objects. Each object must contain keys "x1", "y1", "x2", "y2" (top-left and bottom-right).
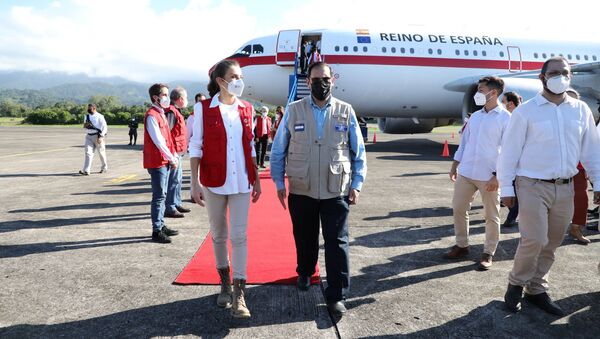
[{"x1": 310, "y1": 79, "x2": 331, "y2": 101}]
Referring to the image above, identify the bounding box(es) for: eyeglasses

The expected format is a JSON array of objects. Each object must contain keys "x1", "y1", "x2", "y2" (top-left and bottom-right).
[{"x1": 546, "y1": 70, "x2": 570, "y2": 77}]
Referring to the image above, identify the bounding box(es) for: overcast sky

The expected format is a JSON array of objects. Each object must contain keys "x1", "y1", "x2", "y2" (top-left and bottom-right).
[{"x1": 0, "y1": 0, "x2": 596, "y2": 83}]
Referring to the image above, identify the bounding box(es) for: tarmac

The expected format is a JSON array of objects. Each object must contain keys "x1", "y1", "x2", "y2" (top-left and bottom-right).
[{"x1": 0, "y1": 125, "x2": 599, "y2": 339}]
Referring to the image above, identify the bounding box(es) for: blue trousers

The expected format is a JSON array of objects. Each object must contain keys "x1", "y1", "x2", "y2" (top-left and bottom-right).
[
  {"x1": 288, "y1": 194, "x2": 350, "y2": 302},
  {"x1": 166, "y1": 154, "x2": 183, "y2": 213},
  {"x1": 148, "y1": 165, "x2": 170, "y2": 231}
]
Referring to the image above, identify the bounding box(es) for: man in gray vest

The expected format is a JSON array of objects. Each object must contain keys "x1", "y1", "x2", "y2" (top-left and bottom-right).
[{"x1": 270, "y1": 62, "x2": 367, "y2": 317}]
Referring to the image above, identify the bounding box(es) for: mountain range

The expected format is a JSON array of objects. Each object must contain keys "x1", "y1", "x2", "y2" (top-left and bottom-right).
[{"x1": 0, "y1": 70, "x2": 209, "y2": 106}]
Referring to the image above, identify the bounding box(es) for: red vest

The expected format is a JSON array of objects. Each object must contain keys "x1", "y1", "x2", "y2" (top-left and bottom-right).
[
  {"x1": 167, "y1": 105, "x2": 188, "y2": 153},
  {"x1": 254, "y1": 115, "x2": 272, "y2": 138},
  {"x1": 200, "y1": 99, "x2": 256, "y2": 187},
  {"x1": 143, "y1": 106, "x2": 175, "y2": 169}
]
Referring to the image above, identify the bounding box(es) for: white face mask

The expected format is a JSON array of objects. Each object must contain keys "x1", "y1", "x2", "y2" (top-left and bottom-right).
[
  {"x1": 159, "y1": 95, "x2": 170, "y2": 109},
  {"x1": 225, "y1": 78, "x2": 244, "y2": 97},
  {"x1": 177, "y1": 98, "x2": 188, "y2": 109},
  {"x1": 546, "y1": 75, "x2": 570, "y2": 95},
  {"x1": 473, "y1": 91, "x2": 488, "y2": 106}
]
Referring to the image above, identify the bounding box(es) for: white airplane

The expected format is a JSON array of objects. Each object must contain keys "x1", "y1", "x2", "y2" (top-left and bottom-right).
[{"x1": 216, "y1": 29, "x2": 600, "y2": 134}]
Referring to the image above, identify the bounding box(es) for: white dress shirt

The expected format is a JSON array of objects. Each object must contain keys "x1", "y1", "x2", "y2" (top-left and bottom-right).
[
  {"x1": 498, "y1": 93, "x2": 600, "y2": 197},
  {"x1": 83, "y1": 112, "x2": 108, "y2": 136},
  {"x1": 454, "y1": 104, "x2": 511, "y2": 181},
  {"x1": 146, "y1": 104, "x2": 176, "y2": 163},
  {"x1": 189, "y1": 93, "x2": 256, "y2": 195}
]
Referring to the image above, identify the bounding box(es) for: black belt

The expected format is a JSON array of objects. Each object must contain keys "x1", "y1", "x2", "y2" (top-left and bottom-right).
[{"x1": 538, "y1": 178, "x2": 573, "y2": 184}]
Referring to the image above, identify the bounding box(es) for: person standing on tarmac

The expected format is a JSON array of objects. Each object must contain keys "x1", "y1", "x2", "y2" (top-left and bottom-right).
[
  {"x1": 143, "y1": 83, "x2": 180, "y2": 244},
  {"x1": 270, "y1": 61, "x2": 367, "y2": 317},
  {"x1": 189, "y1": 59, "x2": 261, "y2": 319},
  {"x1": 500, "y1": 91, "x2": 522, "y2": 228},
  {"x1": 164, "y1": 86, "x2": 191, "y2": 218},
  {"x1": 254, "y1": 106, "x2": 271, "y2": 168},
  {"x1": 79, "y1": 103, "x2": 108, "y2": 175},
  {"x1": 128, "y1": 117, "x2": 138, "y2": 145}
]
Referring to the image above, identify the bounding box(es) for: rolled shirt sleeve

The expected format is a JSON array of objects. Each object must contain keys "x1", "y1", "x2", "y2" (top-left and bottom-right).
[{"x1": 348, "y1": 107, "x2": 367, "y2": 191}]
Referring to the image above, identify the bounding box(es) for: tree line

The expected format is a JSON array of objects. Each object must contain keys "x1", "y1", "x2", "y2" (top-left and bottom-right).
[{"x1": 0, "y1": 95, "x2": 191, "y2": 125}]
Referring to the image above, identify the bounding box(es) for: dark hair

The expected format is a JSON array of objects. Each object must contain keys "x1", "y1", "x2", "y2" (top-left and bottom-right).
[
  {"x1": 276, "y1": 105, "x2": 284, "y2": 114},
  {"x1": 503, "y1": 91, "x2": 522, "y2": 107},
  {"x1": 148, "y1": 83, "x2": 168, "y2": 101},
  {"x1": 478, "y1": 76, "x2": 504, "y2": 96},
  {"x1": 308, "y1": 62, "x2": 333, "y2": 78},
  {"x1": 541, "y1": 56, "x2": 569, "y2": 75},
  {"x1": 207, "y1": 59, "x2": 240, "y2": 97},
  {"x1": 194, "y1": 92, "x2": 206, "y2": 103},
  {"x1": 88, "y1": 103, "x2": 96, "y2": 109}
]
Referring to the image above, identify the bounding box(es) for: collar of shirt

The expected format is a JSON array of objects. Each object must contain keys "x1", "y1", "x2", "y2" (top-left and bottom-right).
[
  {"x1": 533, "y1": 92, "x2": 574, "y2": 107},
  {"x1": 209, "y1": 92, "x2": 246, "y2": 109},
  {"x1": 309, "y1": 95, "x2": 332, "y2": 112},
  {"x1": 151, "y1": 103, "x2": 165, "y2": 114},
  {"x1": 481, "y1": 101, "x2": 503, "y2": 114}
]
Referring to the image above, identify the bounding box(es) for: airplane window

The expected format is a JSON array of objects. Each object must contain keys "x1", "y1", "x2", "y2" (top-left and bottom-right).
[
  {"x1": 409, "y1": 48, "x2": 415, "y2": 54},
  {"x1": 400, "y1": 47, "x2": 405, "y2": 54},
  {"x1": 593, "y1": 55, "x2": 598, "y2": 61},
  {"x1": 464, "y1": 50, "x2": 469, "y2": 56},
  {"x1": 428, "y1": 48, "x2": 433, "y2": 55},
  {"x1": 584, "y1": 55, "x2": 589, "y2": 61},
  {"x1": 363, "y1": 46, "x2": 368, "y2": 52},
  {"x1": 576, "y1": 55, "x2": 580, "y2": 60},
  {"x1": 236, "y1": 45, "x2": 251, "y2": 56},
  {"x1": 567, "y1": 54, "x2": 572, "y2": 60},
  {"x1": 353, "y1": 46, "x2": 358, "y2": 52},
  {"x1": 343, "y1": 46, "x2": 348, "y2": 52},
  {"x1": 534, "y1": 53, "x2": 539, "y2": 59},
  {"x1": 542, "y1": 53, "x2": 547, "y2": 58},
  {"x1": 381, "y1": 47, "x2": 386, "y2": 53},
  {"x1": 482, "y1": 50, "x2": 487, "y2": 57},
  {"x1": 455, "y1": 49, "x2": 460, "y2": 56},
  {"x1": 335, "y1": 46, "x2": 340, "y2": 52},
  {"x1": 551, "y1": 53, "x2": 555, "y2": 57},
  {"x1": 252, "y1": 44, "x2": 264, "y2": 54},
  {"x1": 437, "y1": 49, "x2": 442, "y2": 55},
  {"x1": 391, "y1": 47, "x2": 396, "y2": 53},
  {"x1": 499, "y1": 51, "x2": 504, "y2": 57},
  {"x1": 473, "y1": 50, "x2": 478, "y2": 56}
]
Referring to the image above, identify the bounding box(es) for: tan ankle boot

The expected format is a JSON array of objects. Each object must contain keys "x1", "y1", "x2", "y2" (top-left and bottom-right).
[
  {"x1": 231, "y1": 279, "x2": 251, "y2": 318},
  {"x1": 570, "y1": 224, "x2": 591, "y2": 244},
  {"x1": 216, "y1": 267, "x2": 232, "y2": 308}
]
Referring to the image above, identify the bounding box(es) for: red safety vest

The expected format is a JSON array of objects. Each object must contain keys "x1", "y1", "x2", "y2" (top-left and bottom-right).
[
  {"x1": 167, "y1": 105, "x2": 188, "y2": 153},
  {"x1": 143, "y1": 106, "x2": 175, "y2": 169},
  {"x1": 200, "y1": 99, "x2": 256, "y2": 187},
  {"x1": 254, "y1": 115, "x2": 272, "y2": 138}
]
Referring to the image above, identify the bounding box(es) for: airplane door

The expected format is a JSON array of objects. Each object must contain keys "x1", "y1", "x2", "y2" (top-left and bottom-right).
[
  {"x1": 507, "y1": 46, "x2": 522, "y2": 72},
  {"x1": 276, "y1": 29, "x2": 301, "y2": 66}
]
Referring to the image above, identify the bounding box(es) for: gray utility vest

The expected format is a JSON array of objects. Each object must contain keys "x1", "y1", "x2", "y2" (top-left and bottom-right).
[{"x1": 285, "y1": 96, "x2": 353, "y2": 200}]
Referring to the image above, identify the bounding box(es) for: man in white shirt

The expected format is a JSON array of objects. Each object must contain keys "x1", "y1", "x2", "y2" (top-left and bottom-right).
[
  {"x1": 79, "y1": 103, "x2": 108, "y2": 175},
  {"x1": 445, "y1": 76, "x2": 511, "y2": 271},
  {"x1": 498, "y1": 57, "x2": 600, "y2": 316}
]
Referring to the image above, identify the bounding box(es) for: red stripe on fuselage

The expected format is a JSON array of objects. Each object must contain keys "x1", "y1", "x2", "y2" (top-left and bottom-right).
[{"x1": 227, "y1": 54, "x2": 546, "y2": 70}]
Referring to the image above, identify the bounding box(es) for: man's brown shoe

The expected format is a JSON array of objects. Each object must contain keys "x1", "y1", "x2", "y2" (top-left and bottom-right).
[
  {"x1": 569, "y1": 224, "x2": 591, "y2": 244},
  {"x1": 478, "y1": 253, "x2": 493, "y2": 270},
  {"x1": 443, "y1": 245, "x2": 469, "y2": 259}
]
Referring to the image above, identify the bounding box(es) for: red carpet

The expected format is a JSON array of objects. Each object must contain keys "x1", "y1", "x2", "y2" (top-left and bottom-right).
[{"x1": 174, "y1": 169, "x2": 320, "y2": 285}]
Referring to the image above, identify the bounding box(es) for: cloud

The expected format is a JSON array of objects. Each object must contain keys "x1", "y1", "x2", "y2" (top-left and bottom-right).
[{"x1": 0, "y1": 0, "x2": 259, "y2": 82}]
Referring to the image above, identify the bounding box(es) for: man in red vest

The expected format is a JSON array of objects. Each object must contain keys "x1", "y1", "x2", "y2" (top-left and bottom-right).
[
  {"x1": 254, "y1": 106, "x2": 271, "y2": 168},
  {"x1": 144, "y1": 83, "x2": 180, "y2": 243},
  {"x1": 164, "y1": 86, "x2": 190, "y2": 218}
]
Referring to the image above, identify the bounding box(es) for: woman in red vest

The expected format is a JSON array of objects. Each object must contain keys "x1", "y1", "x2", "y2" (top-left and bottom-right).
[{"x1": 189, "y1": 59, "x2": 261, "y2": 319}]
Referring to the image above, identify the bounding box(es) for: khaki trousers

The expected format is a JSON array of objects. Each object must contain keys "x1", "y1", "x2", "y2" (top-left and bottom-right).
[
  {"x1": 452, "y1": 175, "x2": 500, "y2": 255},
  {"x1": 508, "y1": 176, "x2": 574, "y2": 295},
  {"x1": 202, "y1": 187, "x2": 251, "y2": 280},
  {"x1": 83, "y1": 134, "x2": 107, "y2": 173}
]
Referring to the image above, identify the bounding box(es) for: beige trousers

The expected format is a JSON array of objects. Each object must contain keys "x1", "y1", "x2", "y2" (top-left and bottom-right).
[
  {"x1": 202, "y1": 187, "x2": 251, "y2": 280},
  {"x1": 452, "y1": 175, "x2": 500, "y2": 255},
  {"x1": 83, "y1": 134, "x2": 107, "y2": 173},
  {"x1": 508, "y1": 176, "x2": 574, "y2": 295}
]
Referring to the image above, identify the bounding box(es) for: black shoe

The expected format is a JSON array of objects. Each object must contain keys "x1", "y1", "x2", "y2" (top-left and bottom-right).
[
  {"x1": 504, "y1": 283, "x2": 523, "y2": 312},
  {"x1": 176, "y1": 205, "x2": 191, "y2": 213},
  {"x1": 78, "y1": 170, "x2": 89, "y2": 176},
  {"x1": 128, "y1": 143, "x2": 132, "y2": 145},
  {"x1": 502, "y1": 220, "x2": 518, "y2": 227},
  {"x1": 161, "y1": 225, "x2": 179, "y2": 236},
  {"x1": 296, "y1": 275, "x2": 311, "y2": 291},
  {"x1": 524, "y1": 292, "x2": 565, "y2": 316},
  {"x1": 152, "y1": 230, "x2": 171, "y2": 243},
  {"x1": 586, "y1": 223, "x2": 599, "y2": 231},
  {"x1": 164, "y1": 210, "x2": 184, "y2": 218},
  {"x1": 327, "y1": 301, "x2": 347, "y2": 316}
]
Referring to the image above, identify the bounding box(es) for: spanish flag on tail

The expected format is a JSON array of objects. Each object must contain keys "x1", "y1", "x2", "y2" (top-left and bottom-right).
[{"x1": 356, "y1": 29, "x2": 371, "y2": 43}]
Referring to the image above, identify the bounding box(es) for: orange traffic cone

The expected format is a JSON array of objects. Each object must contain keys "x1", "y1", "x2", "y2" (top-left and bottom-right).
[
  {"x1": 372, "y1": 132, "x2": 377, "y2": 143},
  {"x1": 441, "y1": 140, "x2": 450, "y2": 157}
]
